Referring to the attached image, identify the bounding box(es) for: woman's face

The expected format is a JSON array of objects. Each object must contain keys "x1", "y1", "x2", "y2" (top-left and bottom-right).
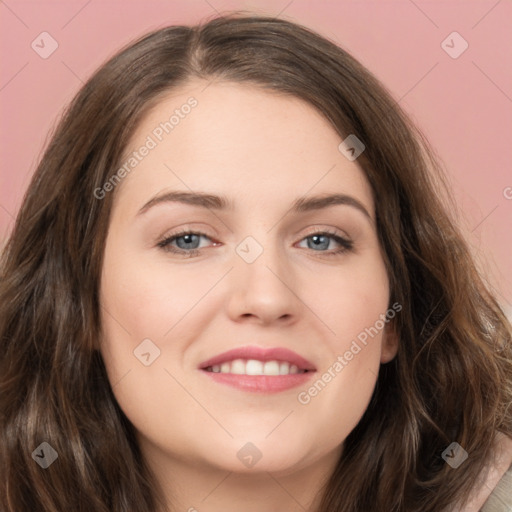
[{"x1": 99, "y1": 80, "x2": 398, "y2": 476}]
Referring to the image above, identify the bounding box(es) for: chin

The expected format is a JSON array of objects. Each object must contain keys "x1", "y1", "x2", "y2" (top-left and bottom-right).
[
  {"x1": 215, "y1": 453, "x2": 307, "y2": 475},
  {"x1": 200, "y1": 437, "x2": 313, "y2": 475}
]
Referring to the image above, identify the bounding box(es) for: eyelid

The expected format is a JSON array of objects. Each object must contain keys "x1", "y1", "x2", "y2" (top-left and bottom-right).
[{"x1": 301, "y1": 225, "x2": 350, "y2": 239}]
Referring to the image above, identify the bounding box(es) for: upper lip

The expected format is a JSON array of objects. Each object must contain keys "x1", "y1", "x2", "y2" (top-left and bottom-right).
[{"x1": 199, "y1": 345, "x2": 317, "y2": 371}]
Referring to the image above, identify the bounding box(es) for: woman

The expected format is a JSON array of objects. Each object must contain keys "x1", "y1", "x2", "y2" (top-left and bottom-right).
[{"x1": 1, "y1": 13, "x2": 511, "y2": 512}]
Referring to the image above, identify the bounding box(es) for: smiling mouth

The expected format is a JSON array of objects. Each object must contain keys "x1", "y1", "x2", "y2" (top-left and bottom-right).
[{"x1": 203, "y1": 359, "x2": 311, "y2": 376}]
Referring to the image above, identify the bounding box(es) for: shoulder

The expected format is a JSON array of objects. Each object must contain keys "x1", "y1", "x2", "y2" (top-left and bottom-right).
[{"x1": 462, "y1": 433, "x2": 512, "y2": 512}]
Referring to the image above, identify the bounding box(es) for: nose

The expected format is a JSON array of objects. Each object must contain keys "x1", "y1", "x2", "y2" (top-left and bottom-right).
[{"x1": 225, "y1": 239, "x2": 301, "y2": 326}]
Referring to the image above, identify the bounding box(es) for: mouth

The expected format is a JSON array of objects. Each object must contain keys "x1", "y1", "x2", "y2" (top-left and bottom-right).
[
  {"x1": 198, "y1": 345, "x2": 316, "y2": 393},
  {"x1": 203, "y1": 359, "x2": 311, "y2": 375}
]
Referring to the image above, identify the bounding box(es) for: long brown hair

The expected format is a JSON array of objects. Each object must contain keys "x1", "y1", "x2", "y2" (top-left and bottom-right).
[{"x1": 1, "y1": 12, "x2": 511, "y2": 512}]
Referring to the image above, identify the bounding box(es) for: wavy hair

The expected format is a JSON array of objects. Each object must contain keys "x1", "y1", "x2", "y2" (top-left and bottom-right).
[{"x1": 1, "y1": 12, "x2": 511, "y2": 512}]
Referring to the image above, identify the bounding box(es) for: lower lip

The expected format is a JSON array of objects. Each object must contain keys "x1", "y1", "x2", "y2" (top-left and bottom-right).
[{"x1": 200, "y1": 370, "x2": 316, "y2": 393}]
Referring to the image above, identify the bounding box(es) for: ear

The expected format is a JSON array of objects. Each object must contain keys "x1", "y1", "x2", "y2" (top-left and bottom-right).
[{"x1": 380, "y1": 320, "x2": 399, "y2": 363}]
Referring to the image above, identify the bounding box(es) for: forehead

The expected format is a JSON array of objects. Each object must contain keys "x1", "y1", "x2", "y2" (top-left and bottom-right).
[{"x1": 114, "y1": 80, "x2": 373, "y2": 216}]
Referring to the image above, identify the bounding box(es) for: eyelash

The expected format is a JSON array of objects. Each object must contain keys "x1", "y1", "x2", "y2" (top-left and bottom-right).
[{"x1": 156, "y1": 229, "x2": 354, "y2": 258}]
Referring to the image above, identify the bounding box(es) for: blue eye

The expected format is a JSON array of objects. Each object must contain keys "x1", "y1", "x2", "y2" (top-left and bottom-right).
[
  {"x1": 157, "y1": 229, "x2": 353, "y2": 258},
  {"x1": 171, "y1": 233, "x2": 202, "y2": 250},
  {"x1": 299, "y1": 232, "x2": 353, "y2": 254},
  {"x1": 157, "y1": 231, "x2": 211, "y2": 257}
]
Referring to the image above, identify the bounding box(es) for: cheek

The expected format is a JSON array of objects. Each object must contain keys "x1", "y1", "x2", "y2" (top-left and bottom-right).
[
  {"x1": 98, "y1": 243, "x2": 224, "y2": 422},
  {"x1": 99, "y1": 243, "x2": 214, "y2": 345},
  {"x1": 97, "y1": 247, "x2": 208, "y2": 453},
  {"x1": 297, "y1": 323, "x2": 384, "y2": 454},
  {"x1": 295, "y1": 253, "x2": 389, "y2": 435},
  {"x1": 308, "y1": 252, "x2": 390, "y2": 349}
]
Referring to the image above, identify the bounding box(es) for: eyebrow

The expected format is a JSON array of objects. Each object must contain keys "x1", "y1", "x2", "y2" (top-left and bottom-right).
[{"x1": 137, "y1": 190, "x2": 372, "y2": 220}]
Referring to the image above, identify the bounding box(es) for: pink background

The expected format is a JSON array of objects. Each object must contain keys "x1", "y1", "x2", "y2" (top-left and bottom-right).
[{"x1": 1, "y1": 0, "x2": 511, "y2": 314}]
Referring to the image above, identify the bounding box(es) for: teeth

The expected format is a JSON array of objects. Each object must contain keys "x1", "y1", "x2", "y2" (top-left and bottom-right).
[
  {"x1": 231, "y1": 359, "x2": 246, "y2": 374},
  {"x1": 263, "y1": 361, "x2": 280, "y2": 376},
  {"x1": 206, "y1": 359, "x2": 307, "y2": 376},
  {"x1": 245, "y1": 359, "x2": 263, "y2": 375}
]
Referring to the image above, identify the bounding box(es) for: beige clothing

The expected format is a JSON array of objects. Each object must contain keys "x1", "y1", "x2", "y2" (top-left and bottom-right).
[{"x1": 481, "y1": 462, "x2": 512, "y2": 511}]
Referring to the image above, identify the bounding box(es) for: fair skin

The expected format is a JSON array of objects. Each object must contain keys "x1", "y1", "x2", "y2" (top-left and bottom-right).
[
  {"x1": 98, "y1": 80, "x2": 510, "y2": 511},
  {"x1": 99, "y1": 80, "x2": 397, "y2": 511}
]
